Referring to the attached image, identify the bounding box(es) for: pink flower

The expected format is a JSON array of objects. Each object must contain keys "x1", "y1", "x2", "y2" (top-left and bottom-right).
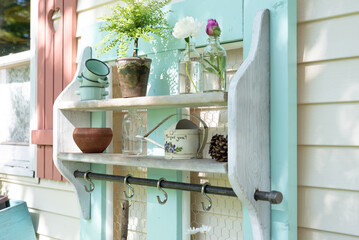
[{"x1": 206, "y1": 19, "x2": 221, "y2": 36}]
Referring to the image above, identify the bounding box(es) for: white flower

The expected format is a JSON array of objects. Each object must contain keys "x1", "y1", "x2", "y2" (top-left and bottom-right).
[
  {"x1": 172, "y1": 17, "x2": 205, "y2": 39},
  {"x1": 186, "y1": 227, "x2": 200, "y2": 235},
  {"x1": 199, "y1": 225, "x2": 212, "y2": 234}
]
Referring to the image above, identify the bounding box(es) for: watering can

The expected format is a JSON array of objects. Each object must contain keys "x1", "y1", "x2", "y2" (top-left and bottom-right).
[{"x1": 138, "y1": 114, "x2": 208, "y2": 159}]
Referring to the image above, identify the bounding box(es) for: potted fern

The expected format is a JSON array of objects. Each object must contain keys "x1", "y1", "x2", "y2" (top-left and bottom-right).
[{"x1": 98, "y1": 0, "x2": 171, "y2": 98}]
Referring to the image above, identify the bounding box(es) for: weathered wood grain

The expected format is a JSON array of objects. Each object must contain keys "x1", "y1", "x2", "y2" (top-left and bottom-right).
[{"x1": 228, "y1": 9, "x2": 270, "y2": 240}]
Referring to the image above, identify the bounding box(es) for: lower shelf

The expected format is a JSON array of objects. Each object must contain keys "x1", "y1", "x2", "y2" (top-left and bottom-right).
[{"x1": 58, "y1": 153, "x2": 228, "y2": 174}]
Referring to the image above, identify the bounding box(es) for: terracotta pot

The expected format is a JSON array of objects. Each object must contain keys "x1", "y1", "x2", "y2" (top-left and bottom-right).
[
  {"x1": 116, "y1": 57, "x2": 152, "y2": 98},
  {"x1": 73, "y1": 128, "x2": 113, "y2": 153}
]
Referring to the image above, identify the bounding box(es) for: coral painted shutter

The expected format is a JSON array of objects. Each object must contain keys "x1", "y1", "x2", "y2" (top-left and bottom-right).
[{"x1": 32, "y1": 0, "x2": 76, "y2": 180}]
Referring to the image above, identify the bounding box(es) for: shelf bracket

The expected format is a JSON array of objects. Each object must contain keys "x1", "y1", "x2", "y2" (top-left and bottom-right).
[
  {"x1": 228, "y1": 9, "x2": 271, "y2": 240},
  {"x1": 53, "y1": 47, "x2": 93, "y2": 219}
]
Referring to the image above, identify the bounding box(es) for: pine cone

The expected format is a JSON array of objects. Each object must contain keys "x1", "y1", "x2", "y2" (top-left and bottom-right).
[{"x1": 209, "y1": 134, "x2": 228, "y2": 162}]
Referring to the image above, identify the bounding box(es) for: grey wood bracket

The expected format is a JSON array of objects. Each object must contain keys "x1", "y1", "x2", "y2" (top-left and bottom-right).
[
  {"x1": 228, "y1": 9, "x2": 271, "y2": 240},
  {"x1": 53, "y1": 47, "x2": 92, "y2": 219}
]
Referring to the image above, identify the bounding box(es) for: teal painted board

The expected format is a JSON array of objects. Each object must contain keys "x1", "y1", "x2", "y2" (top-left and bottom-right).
[
  {"x1": 146, "y1": 35, "x2": 183, "y2": 239},
  {"x1": 0, "y1": 200, "x2": 36, "y2": 240},
  {"x1": 243, "y1": 1, "x2": 297, "y2": 240},
  {"x1": 80, "y1": 113, "x2": 107, "y2": 239},
  {"x1": 80, "y1": 0, "x2": 243, "y2": 62},
  {"x1": 147, "y1": 50, "x2": 181, "y2": 96},
  {"x1": 147, "y1": 168, "x2": 183, "y2": 240},
  {"x1": 80, "y1": 164, "x2": 107, "y2": 240},
  {"x1": 147, "y1": 108, "x2": 181, "y2": 239}
]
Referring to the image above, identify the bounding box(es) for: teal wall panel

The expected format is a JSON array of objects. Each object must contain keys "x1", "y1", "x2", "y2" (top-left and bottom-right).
[
  {"x1": 81, "y1": 0, "x2": 243, "y2": 62},
  {"x1": 80, "y1": 164, "x2": 107, "y2": 240},
  {"x1": 243, "y1": 1, "x2": 297, "y2": 240},
  {"x1": 80, "y1": 112, "x2": 107, "y2": 239},
  {"x1": 147, "y1": 169, "x2": 183, "y2": 240},
  {"x1": 146, "y1": 49, "x2": 182, "y2": 239}
]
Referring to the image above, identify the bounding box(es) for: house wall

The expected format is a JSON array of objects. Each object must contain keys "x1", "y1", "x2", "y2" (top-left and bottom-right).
[
  {"x1": 297, "y1": 0, "x2": 359, "y2": 239},
  {"x1": 0, "y1": 1, "x2": 114, "y2": 239},
  {"x1": 0, "y1": 174, "x2": 80, "y2": 239}
]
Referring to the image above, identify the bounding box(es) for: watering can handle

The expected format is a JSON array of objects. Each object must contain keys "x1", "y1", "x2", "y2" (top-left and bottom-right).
[{"x1": 143, "y1": 114, "x2": 208, "y2": 157}]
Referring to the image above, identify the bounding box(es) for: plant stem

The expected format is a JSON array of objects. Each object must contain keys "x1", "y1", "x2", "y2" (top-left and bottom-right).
[
  {"x1": 214, "y1": 36, "x2": 225, "y2": 88},
  {"x1": 133, "y1": 38, "x2": 139, "y2": 57},
  {"x1": 186, "y1": 41, "x2": 198, "y2": 93}
]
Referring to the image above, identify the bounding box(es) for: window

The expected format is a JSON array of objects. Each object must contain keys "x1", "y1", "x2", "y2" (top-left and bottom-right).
[{"x1": 0, "y1": 0, "x2": 34, "y2": 177}]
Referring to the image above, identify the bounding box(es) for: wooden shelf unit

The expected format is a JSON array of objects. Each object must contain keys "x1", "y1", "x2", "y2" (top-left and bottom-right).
[{"x1": 53, "y1": 9, "x2": 270, "y2": 240}]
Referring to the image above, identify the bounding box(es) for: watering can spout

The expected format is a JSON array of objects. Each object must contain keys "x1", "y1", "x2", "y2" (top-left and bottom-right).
[{"x1": 136, "y1": 135, "x2": 164, "y2": 149}]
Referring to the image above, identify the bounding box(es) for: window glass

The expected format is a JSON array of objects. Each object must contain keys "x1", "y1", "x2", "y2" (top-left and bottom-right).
[
  {"x1": 0, "y1": 0, "x2": 30, "y2": 57},
  {"x1": 0, "y1": 64, "x2": 30, "y2": 144}
]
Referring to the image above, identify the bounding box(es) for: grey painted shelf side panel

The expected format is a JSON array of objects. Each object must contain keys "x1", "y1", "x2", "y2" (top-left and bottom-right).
[
  {"x1": 53, "y1": 47, "x2": 93, "y2": 220},
  {"x1": 228, "y1": 9, "x2": 270, "y2": 240}
]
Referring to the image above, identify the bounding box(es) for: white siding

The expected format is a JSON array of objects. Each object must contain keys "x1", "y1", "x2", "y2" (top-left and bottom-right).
[
  {"x1": 0, "y1": 175, "x2": 80, "y2": 239},
  {"x1": 298, "y1": 0, "x2": 359, "y2": 239}
]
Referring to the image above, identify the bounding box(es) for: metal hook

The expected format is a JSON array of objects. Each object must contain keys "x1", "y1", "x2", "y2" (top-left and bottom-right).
[
  {"x1": 123, "y1": 174, "x2": 135, "y2": 199},
  {"x1": 156, "y1": 177, "x2": 168, "y2": 205},
  {"x1": 83, "y1": 170, "x2": 95, "y2": 193},
  {"x1": 201, "y1": 182, "x2": 212, "y2": 211}
]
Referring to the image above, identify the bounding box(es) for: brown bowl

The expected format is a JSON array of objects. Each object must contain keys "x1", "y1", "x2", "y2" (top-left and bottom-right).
[{"x1": 73, "y1": 128, "x2": 113, "y2": 153}]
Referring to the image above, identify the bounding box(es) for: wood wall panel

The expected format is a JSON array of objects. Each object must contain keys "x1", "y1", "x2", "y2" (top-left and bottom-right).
[
  {"x1": 298, "y1": 0, "x2": 359, "y2": 23},
  {"x1": 298, "y1": 103, "x2": 359, "y2": 146},
  {"x1": 297, "y1": 1, "x2": 359, "y2": 238},
  {"x1": 298, "y1": 58, "x2": 359, "y2": 104},
  {"x1": 298, "y1": 228, "x2": 359, "y2": 240},
  {"x1": 298, "y1": 146, "x2": 359, "y2": 191},
  {"x1": 29, "y1": 209, "x2": 80, "y2": 240},
  {"x1": 298, "y1": 187, "x2": 359, "y2": 236},
  {"x1": 3, "y1": 181, "x2": 80, "y2": 218},
  {"x1": 298, "y1": 14, "x2": 359, "y2": 63}
]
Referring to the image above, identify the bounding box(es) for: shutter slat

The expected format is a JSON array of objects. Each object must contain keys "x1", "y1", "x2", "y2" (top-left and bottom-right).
[{"x1": 34, "y1": 0, "x2": 76, "y2": 181}]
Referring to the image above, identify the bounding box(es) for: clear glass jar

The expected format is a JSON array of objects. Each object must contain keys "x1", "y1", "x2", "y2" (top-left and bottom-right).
[
  {"x1": 178, "y1": 42, "x2": 202, "y2": 94},
  {"x1": 122, "y1": 109, "x2": 142, "y2": 155},
  {"x1": 202, "y1": 36, "x2": 227, "y2": 92}
]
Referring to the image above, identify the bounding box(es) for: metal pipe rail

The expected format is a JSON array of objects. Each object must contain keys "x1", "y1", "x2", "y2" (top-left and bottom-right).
[
  {"x1": 74, "y1": 170, "x2": 237, "y2": 197},
  {"x1": 74, "y1": 170, "x2": 283, "y2": 204}
]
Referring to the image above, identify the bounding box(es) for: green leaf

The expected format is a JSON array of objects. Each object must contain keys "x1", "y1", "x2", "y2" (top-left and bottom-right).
[
  {"x1": 202, "y1": 58, "x2": 220, "y2": 73},
  {"x1": 97, "y1": 0, "x2": 172, "y2": 58}
]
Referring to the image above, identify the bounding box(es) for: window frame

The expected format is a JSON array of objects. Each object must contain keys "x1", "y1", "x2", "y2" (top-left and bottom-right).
[{"x1": 0, "y1": 0, "x2": 37, "y2": 177}]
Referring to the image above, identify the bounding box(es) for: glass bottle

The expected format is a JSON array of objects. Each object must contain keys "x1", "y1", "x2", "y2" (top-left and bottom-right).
[
  {"x1": 178, "y1": 42, "x2": 202, "y2": 94},
  {"x1": 202, "y1": 36, "x2": 227, "y2": 92},
  {"x1": 122, "y1": 109, "x2": 142, "y2": 155}
]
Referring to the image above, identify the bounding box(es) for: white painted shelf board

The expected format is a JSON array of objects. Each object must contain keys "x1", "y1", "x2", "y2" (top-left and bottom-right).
[
  {"x1": 58, "y1": 153, "x2": 228, "y2": 174},
  {"x1": 58, "y1": 92, "x2": 227, "y2": 111}
]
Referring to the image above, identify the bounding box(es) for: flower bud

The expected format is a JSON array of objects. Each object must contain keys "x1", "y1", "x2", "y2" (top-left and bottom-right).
[{"x1": 206, "y1": 19, "x2": 221, "y2": 36}]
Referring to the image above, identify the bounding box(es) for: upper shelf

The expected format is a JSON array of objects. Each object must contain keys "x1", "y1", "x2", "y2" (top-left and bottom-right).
[
  {"x1": 58, "y1": 92, "x2": 227, "y2": 111},
  {"x1": 58, "y1": 153, "x2": 228, "y2": 174}
]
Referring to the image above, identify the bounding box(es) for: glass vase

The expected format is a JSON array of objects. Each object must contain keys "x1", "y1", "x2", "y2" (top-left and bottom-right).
[
  {"x1": 202, "y1": 36, "x2": 227, "y2": 92},
  {"x1": 122, "y1": 109, "x2": 142, "y2": 155},
  {"x1": 178, "y1": 42, "x2": 202, "y2": 94}
]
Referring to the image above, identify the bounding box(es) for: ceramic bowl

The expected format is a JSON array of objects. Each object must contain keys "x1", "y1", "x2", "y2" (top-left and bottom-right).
[{"x1": 73, "y1": 128, "x2": 113, "y2": 153}]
